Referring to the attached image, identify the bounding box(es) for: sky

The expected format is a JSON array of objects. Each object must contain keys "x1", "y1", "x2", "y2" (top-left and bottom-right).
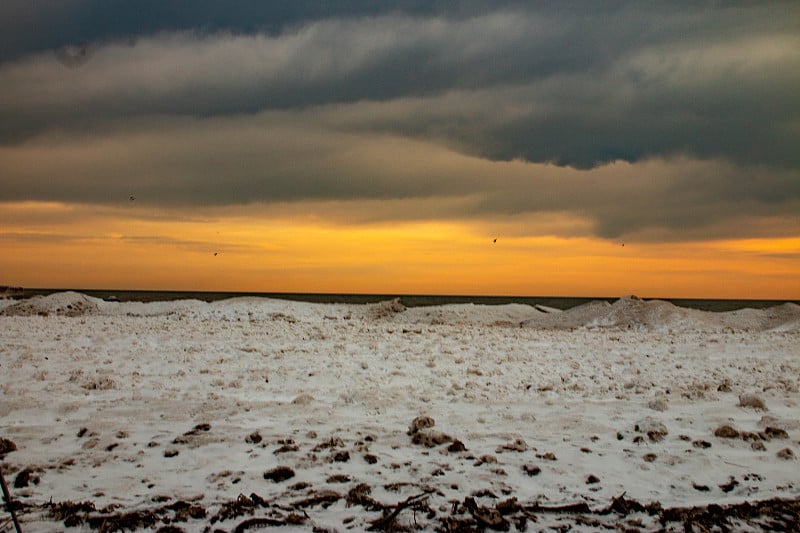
[{"x1": 1, "y1": 1, "x2": 799, "y2": 299}]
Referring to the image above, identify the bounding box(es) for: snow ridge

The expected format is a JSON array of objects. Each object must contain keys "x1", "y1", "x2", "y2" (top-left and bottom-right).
[{"x1": 2, "y1": 292, "x2": 798, "y2": 332}]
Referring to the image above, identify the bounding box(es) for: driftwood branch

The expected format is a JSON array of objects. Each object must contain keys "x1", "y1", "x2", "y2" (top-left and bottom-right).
[
  {"x1": 6, "y1": 490, "x2": 799, "y2": 531},
  {"x1": 367, "y1": 493, "x2": 429, "y2": 531},
  {"x1": 0, "y1": 469, "x2": 22, "y2": 533}
]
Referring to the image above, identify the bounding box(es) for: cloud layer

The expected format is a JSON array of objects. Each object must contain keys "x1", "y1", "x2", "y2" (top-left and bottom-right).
[{"x1": 1, "y1": 2, "x2": 799, "y2": 242}]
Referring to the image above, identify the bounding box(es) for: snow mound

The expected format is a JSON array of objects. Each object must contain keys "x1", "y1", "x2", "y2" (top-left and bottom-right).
[
  {"x1": 586, "y1": 296, "x2": 704, "y2": 330},
  {"x1": 0, "y1": 291, "x2": 106, "y2": 317},
  {"x1": 520, "y1": 300, "x2": 612, "y2": 329},
  {"x1": 364, "y1": 298, "x2": 407, "y2": 319},
  {"x1": 716, "y1": 303, "x2": 800, "y2": 332},
  {"x1": 519, "y1": 297, "x2": 800, "y2": 332},
  {"x1": 203, "y1": 297, "x2": 356, "y2": 323},
  {"x1": 390, "y1": 302, "x2": 539, "y2": 326}
]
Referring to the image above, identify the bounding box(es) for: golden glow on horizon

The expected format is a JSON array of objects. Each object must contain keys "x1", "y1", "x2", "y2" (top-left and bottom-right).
[
  {"x1": 715, "y1": 237, "x2": 800, "y2": 254},
  {"x1": 1, "y1": 202, "x2": 798, "y2": 299}
]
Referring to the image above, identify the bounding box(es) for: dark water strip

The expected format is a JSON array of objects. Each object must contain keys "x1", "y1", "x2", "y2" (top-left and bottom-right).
[{"x1": 12, "y1": 288, "x2": 798, "y2": 312}]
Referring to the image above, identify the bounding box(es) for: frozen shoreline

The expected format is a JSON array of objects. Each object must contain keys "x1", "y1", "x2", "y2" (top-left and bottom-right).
[{"x1": 1, "y1": 293, "x2": 799, "y2": 531}]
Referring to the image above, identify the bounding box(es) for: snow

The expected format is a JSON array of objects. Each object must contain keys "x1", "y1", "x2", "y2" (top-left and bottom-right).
[{"x1": 1, "y1": 293, "x2": 799, "y2": 531}]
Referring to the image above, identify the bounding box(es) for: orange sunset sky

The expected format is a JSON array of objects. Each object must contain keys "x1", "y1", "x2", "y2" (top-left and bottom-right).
[{"x1": 2, "y1": 3, "x2": 799, "y2": 299}]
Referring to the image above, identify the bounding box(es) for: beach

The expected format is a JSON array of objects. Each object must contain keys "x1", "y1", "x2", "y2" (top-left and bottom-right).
[{"x1": 1, "y1": 292, "x2": 799, "y2": 531}]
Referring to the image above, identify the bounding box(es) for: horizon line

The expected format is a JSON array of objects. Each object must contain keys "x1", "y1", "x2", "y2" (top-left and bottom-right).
[{"x1": 9, "y1": 286, "x2": 799, "y2": 304}]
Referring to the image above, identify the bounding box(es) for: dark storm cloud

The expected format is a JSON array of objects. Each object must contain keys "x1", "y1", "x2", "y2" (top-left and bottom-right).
[
  {"x1": 3, "y1": 114, "x2": 798, "y2": 241},
  {"x1": 1, "y1": 1, "x2": 799, "y2": 241},
  {"x1": 0, "y1": 116, "x2": 482, "y2": 205},
  {"x1": 0, "y1": 0, "x2": 464, "y2": 63},
  {"x1": 471, "y1": 158, "x2": 800, "y2": 239},
  {"x1": 2, "y1": 3, "x2": 798, "y2": 166}
]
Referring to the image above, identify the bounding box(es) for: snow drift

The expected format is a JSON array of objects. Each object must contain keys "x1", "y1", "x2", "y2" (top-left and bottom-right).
[{"x1": 3, "y1": 292, "x2": 798, "y2": 332}]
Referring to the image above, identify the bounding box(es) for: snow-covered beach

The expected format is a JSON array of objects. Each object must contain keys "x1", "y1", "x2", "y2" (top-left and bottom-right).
[{"x1": 1, "y1": 292, "x2": 799, "y2": 531}]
